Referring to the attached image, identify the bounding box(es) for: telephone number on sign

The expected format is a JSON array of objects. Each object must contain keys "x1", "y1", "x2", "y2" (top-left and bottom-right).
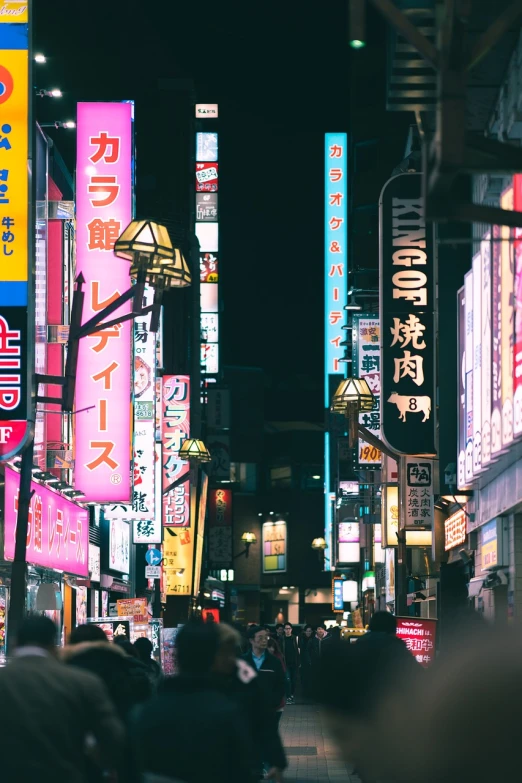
[{"x1": 359, "y1": 444, "x2": 381, "y2": 463}]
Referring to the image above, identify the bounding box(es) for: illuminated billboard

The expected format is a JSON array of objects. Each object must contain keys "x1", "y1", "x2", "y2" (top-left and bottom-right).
[
  {"x1": 162, "y1": 375, "x2": 190, "y2": 527},
  {"x1": 324, "y1": 133, "x2": 348, "y2": 569},
  {"x1": 75, "y1": 102, "x2": 133, "y2": 502},
  {"x1": 352, "y1": 315, "x2": 381, "y2": 465},
  {"x1": 0, "y1": 13, "x2": 32, "y2": 459}
]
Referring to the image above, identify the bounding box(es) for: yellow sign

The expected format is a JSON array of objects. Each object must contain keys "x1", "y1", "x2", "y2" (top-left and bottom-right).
[
  {"x1": 163, "y1": 487, "x2": 197, "y2": 596},
  {"x1": 444, "y1": 509, "x2": 467, "y2": 551},
  {"x1": 0, "y1": 2, "x2": 28, "y2": 22},
  {"x1": 384, "y1": 484, "x2": 433, "y2": 547},
  {"x1": 0, "y1": 47, "x2": 28, "y2": 280}
]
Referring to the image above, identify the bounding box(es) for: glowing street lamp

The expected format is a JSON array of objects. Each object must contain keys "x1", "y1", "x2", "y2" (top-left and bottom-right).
[
  {"x1": 178, "y1": 438, "x2": 211, "y2": 464},
  {"x1": 34, "y1": 53, "x2": 46, "y2": 63}
]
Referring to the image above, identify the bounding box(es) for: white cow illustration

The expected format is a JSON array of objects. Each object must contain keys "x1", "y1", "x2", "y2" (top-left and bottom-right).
[{"x1": 388, "y1": 392, "x2": 431, "y2": 422}]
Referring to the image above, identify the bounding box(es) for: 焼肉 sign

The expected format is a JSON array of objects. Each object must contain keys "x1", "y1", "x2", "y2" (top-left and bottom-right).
[{"x1": 379, "y1": 173, "x2": 436, "y2": 456}]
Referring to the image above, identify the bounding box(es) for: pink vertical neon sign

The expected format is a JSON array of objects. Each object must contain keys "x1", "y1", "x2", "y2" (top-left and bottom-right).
[
  {"x1": 162, "y1": 375, "x2": 190, "y2": 526},
  {"x1": 75, "y1": 102, "x2": 133, "y2": 502}
]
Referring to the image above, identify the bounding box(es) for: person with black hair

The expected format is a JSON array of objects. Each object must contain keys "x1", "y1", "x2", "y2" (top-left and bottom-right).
[
  {"x1": 132, "y1": 621, "x2": 252, "y2": 783},
  {"x1": 63, "y1": 622, "x2": 152, "y2": 719},
  {"x1": 299, "y1": 623, "x2": 314, "y2": 697},
  {"x1": 282, "y1": 622, "x2": 299, "y2": 704},
  {"x1": 0, "y1": 616, "x2": 123, "y2": 783},
  {"x1": 133, "y1": 635, "x2": 162, "y2": 686}
]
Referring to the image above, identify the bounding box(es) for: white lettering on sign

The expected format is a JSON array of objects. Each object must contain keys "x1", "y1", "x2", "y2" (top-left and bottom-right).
[{"x1": 391, "y1": 198, "x2": 427, "y2": 306}]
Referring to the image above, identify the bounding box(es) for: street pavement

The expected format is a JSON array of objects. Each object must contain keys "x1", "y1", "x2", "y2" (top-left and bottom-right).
[{"x1": 280, "y1": 701, "x2": 360, "y2": 782}]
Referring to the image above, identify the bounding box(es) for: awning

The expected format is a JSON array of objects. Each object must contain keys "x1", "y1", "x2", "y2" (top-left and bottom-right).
[{"x1": 468, "y1": 576, "x2": 485, "y2": 598}]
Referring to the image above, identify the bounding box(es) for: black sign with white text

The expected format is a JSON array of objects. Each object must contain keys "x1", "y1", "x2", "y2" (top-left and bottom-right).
[{"x1": 379, "y1": 174, "x2": 436, "y2": 456}]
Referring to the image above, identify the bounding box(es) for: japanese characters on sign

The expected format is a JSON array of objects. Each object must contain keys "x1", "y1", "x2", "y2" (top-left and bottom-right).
[
  {"x1": 324, "y1": 133, "x2": 347, "y2": 380},
  {"x1": 0, "y1": 18, "x2": 31, "y2": 459},
  {"x1": 404, "y1": 459, "x2": 434, "y2": 528},
  {"x1": 514, "y1": 175, "x2": 522, "y2": 436},
  {"x1": 352, "y1": 315, "x2": 381, "y2": 466},
  {"x1": 162, "y1": 517, "x2": 195, "y2": 596},
  {"x1": 108, "y1": 518, "x2": 130, "y2": 573},
  {"x1": 444, "y1": 509, "x2": 467, "y2": 551},
  {"x1": 501, "y1": 185, "x2": 514, "y2": 448},
  {"x1": 325, "y1": 133, "x2": 347, "y2": 572},
  {"x1": 396, "y1": 617, "x2": 437, "y2": 667},
  {"x1": 208, "y1": 487, "x2": 232, "y2": 568},
  {"x1": 89, "y1": 543, "x2": 101, "y2": 582},
  {"x1": 338, "y1": 520, "x2": 360, "y2": 563},
  {"x1": 380, "y1": 173, "x2": 436, "y2": 456},
  {"x1": 457, "y1": 287, "x2": 466, "y2": 489},
  {"x1": 262, "y1": 520, "x2": 287, "y2": 574},
  {"x1": 133, "y1": 443, "x2": 162, "y2": 544},
  {"x1": 106, "y1": 285, "x2": 156, "y2": 523},
  {"x1": 75, "y1": 102, "x2": 133, "y2": 502},
  {"x1": 4, "y1": 467, "x2": 89, "y2": 577},
  {"x1": 472, "y1": 253, "x2": 482, "y2": 474},
  {"x1": 480, "y1": 518, "x2": 508, "y2": 571},
  {"x1": 332, "y1": 578, "x2": 344, "y2": 612},
  {"x1": 197, "y1": 113, "x2": 219, "y2": 377},
  {"x1": 117, "y1": 597, "x2": 148, "y2": 623},
  {"x1": 162, "y1": 375, "x2": 190, "y2": 527}
]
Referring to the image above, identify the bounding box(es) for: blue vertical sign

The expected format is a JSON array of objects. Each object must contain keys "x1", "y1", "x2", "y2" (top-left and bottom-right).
[{"x1": 324, "y1": 133, "x2": 348, "y2": 570}]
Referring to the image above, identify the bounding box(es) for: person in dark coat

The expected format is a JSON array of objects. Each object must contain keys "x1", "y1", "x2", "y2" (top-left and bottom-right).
[
  {"x1": 133, "y1": 636, "x2": 162, "y2": 687},
  {"x1": 214, "y1": 623, "x2": 287, "y2": 781},
  {"x1": 64, "y1": 623, "x2": 152, "y2": 720},
  {"x1": 132, "y1": 622, "x2": 252, "y2": 783},
  {"x1": 282, "y1": 622, "x2": 300, "y2": 704},
  {"x1": 299, "y1": 623, "x2": 314, "y2": 697},
  {"x1": 242, "y1": 624, "x2": 287, "y2": 714},
  {"x1": 0, "y1": 616, "x2": 124, "y2": 783}
]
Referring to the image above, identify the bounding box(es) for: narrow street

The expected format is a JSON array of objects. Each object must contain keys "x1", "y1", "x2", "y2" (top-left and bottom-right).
[{"x1": 280, "y1": 702, "x2": 359, "y2": 782}]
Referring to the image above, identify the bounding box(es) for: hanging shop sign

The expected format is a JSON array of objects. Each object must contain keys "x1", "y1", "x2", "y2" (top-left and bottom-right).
[
  {"x1": 106, "y1": 284, "x2": 156, "y2": 522},
  {"x1": 162, "y1": 503, "x2": 195, "y2": 596},
  {"x1": 379, "y1": 173, "x2": 436, "y2": 456},
  {"x1": 75, "y1": 101, "x2": 133, "y2": 502},
  {"x1": 457, "y1": 287, "x2": 467, "y2": 489},
  {"x1": 332, "y1": 578, "x2": 344, "y2": 612},
  {"x1": 262, "y1": 520, "x2": 287, "y2": 574},
  {"x1": 89, "y1": 543, "x2": 101, "y2": 582},
  {"x1": 195, "y1": 103, "x2": 218, "y2": 118},
  {"x1": 481, "y1": 517, "x2": 508, "y2": 571},
  {"x1": 501, "y1": 185, "x2": 514, "y2": 448},
  {"x1": 514, "y1": 175, "x2": 522, "y2": 436},
  {"x1": 0, "y1": 15, "x2": 32, "y2": 459},
  {"x1": 208, "y1": 488, "x2": 233, "y2": 569},
  {"x1": 196, "y1": 132, "x2": 218, "y2": 162},
  {"x1": 117, "y1": 597, "x2": 148, "y2": 623},
  {"x1": 162, "y1": 375, "x2": 190, "y2": 527},
  {"x1": 444, "y1": 509, "x2": 467, "y2": 551},
  {"x1": 337, "y1": 520, "x2": 360, "y2": 563},
  {"x1": 481, "y1": 234, "x2": 492, "y2": 466},
  {"x1": 133, "y1": 443, "x2": 162, "y2": 544},
  {"x1": 195, "y1": 161, "x2": 218, "y2": 192},
  {"x1": 352, "y1": 315, "x2": 381, "y2": 465},
  {"x1": 108, "y1": 518, "x2": 130, "y2": 574},
  {"x1": 396, "y1": 617, "x2": 437, "y2": 667},
  {"x1": 404, "y1": 458, "x2": 434, "y2": 528},
  {"x1": 4, "y1": 467, "x2": 89, "y2": 576},
  {"x1": 383, "y1": 482, "x2": 432, "y2": 548}
]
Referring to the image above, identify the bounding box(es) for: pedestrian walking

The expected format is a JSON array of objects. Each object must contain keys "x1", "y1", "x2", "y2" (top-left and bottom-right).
[
  {"x1": 308, "y1": 623, "x2": 334, "y2": 696},
  {"x1": 0, "y1": 616, "x2": 124, "y2": 783},
  {"x1": 213, "y1": 623, "x2": 287, "y2": 781},
  {"x1": 282, "y1": 622, "x2": 299, "y2": 704},
  {"x1": 132, "y1": 621, "x2": 252, "y2": 783},
  {"x1": 133, "y1": 635, "x2": 162, "y2": 687},
  {"x1": 243, "y1": 625, "x2": 286, "y2": 715},
  {"x1": 266, "y1": 635, "x2": 287, "y2": 724},
  {"x1": 275, "y1": 622, "x2": 285, "y2": 645}
]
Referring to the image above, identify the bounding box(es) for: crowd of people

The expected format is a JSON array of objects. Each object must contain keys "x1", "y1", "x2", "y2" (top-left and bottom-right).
[{"x1": 1, "y1": 610, "x2": 507, "y2": 783}]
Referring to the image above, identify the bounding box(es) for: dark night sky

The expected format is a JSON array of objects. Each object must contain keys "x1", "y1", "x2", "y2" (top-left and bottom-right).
[{"x1": 35, "y1": 1, "x2": 405, "y2": 421}]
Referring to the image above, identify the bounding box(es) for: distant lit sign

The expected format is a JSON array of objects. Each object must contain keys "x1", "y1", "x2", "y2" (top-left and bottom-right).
[
  {"x1": 89, "y1": 544, "x2": 101, "y2": 582},
  {"x1": 353, "y1": 315, "x2": 381, "y2": 465},
  {"x1": 196, "y1": 193, "x2": 218, "y2": 222},
  {"x1": 196, "y1": 132, "x2": 218, "y2": 162},
  {"x1": 195, "y1": 103, "x2": 218, "y2": 118},
  {"x1": 481, "y1": 518, "x2": 507, "y2": 571},
  {"x1": 196, "y1": 162, "x2": 218, "y2": 192},
  {"x1": 396, "y1": 617, "x2": 437, "y2": 667},
  {"x1": 195, "y1": 222, "x2": 218, "y2": 252},
  {"x1": 262, "y1": 520, "x2": 287, "y2": 573},
  {"x1": 324, "y1": 133, "x2": 347, "y2": 378},
  {"x1": 109, "y1": 518, "x2": 130, "y2": 573},
  {"x1": 201, "y1": 344, "x2": 219, "y2": 374},
  {"x1": 405, "y1": 459, "x2": 434, "y2": 527},
  {"x1": 444, "y1": 509, "x2": 467, "y2": 551},
  {"x1": 200, "y1": 253, "x2": 218, "y2": 283},
  {"x1": 339, "y1": 480, "x2": 359, "y2": 497},
  {"x1": 332, "y1": 578, "x2": 344, "y2": 611},
  {"x1": 338, "y1": 520, "x2": 359, "y2": 563}
]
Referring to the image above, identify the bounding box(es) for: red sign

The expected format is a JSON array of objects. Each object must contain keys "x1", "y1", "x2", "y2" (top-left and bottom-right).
[
  {"x1": 200, "y1": 252, "x2": 218, "y2": 283},
  {"x1": 396, "y1": 617, "x2": 437, "y2": 668},
  {"x1": 202, "y1": 608, "x2": 220, "y2": 623},
  {"x1": 195, "y1": 162, "x2": 218, "y2": 192},
  {"x1": 208, "y1": 488, "x2": 232, "y2": 527}
]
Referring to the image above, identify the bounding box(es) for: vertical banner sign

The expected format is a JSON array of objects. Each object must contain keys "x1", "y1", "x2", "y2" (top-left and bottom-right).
[
  {"x1": 514, "y1": 175, "x2": 522, "y2": 436},
  {"x1": 501, "y1": 184, "x2": 514, "y2": 448},
  {"x1": 481, "y1": 234, "x2": 492, "y2": 466},
  {"x1": 491, "y1": 224, "x2": 502, "y2": 455},
  {"x1": 352, "y1": 315, "x2": 381, "y2": 465},
  {"x1": 324, "y1": 132, "x2": 347, "y2": 569},
  {"x1": 0, "y1": 11, "x2": 32, "y2": 459},
  {"x1": 464, "y1": 270, "x2": 473, "y2": 484},
  {"x1": 75, "y1": 102, "x2": 133, "y2": 502},
  {"x1": 106, "y1": 284, "x2": 156, "y2": 523},
  {"x1": 379, "y1": 173, "x2": 436, "y2": 456},
  {"x1": 208, "y1": 487, "x2": 233, "y2": 568},
  {"x1": 457, "y1": 287, "x2": 467, "y2": 489},
  {"x1": 472, "y1": 253, "x2": 482, "y2": 475},
  {"x1": 404, "y1": 459, "x2": 434, "y2": 528},
  {"x1": 162, "y1": 375, "x2": 190, "y2": 527},
  {"x1": 196, "y1": 109, "x2": 219, "y2": 377}
]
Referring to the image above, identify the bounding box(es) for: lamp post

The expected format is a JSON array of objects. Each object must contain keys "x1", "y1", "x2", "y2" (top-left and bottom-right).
[
  {"x1": 330, "y1": 375, "x2": 408, "y2": 617},
  {"x1": 311, "y1": 536, "x2": 328, "y2": 563},
  {"x1": 8, "y1": 221, "x2": 190, "y2": 652}
]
